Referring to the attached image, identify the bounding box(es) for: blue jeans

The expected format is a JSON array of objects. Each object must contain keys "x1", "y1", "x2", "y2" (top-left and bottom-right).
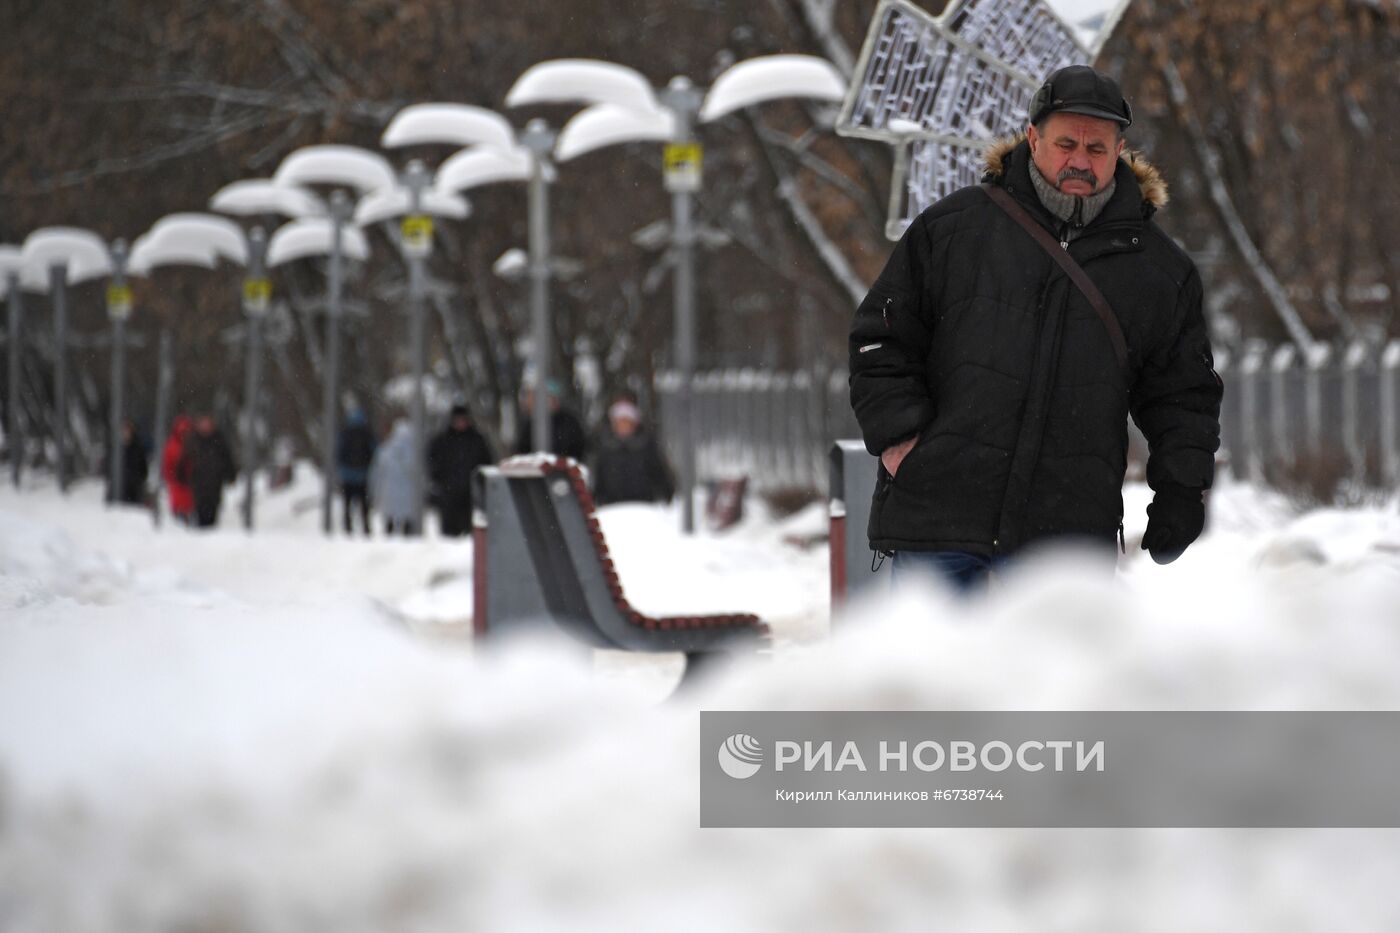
[{"x1": 891, "y1": 550, "x2": 1003, "y2": 594}]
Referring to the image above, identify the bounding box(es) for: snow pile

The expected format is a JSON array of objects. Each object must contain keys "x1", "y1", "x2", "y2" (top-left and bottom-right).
[{"x1": 2, "y1": 477, "x2": 1400, "y2": 930}]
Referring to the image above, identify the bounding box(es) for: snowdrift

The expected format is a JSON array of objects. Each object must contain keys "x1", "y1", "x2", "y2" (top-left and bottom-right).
[{"x1": 2, "y1": 476, "x2": 1399, "y2": 931}]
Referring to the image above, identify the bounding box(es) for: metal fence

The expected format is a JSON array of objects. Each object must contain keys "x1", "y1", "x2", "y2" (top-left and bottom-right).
[
  {"x1": 1219, "y1": 341, "x2": 1400, "y2": 486},
  {"x1": 656, "y1": 341, "x2": 1400, "y2": 492},
  {"x1": 655, "y1": 368, "x2": 858, "y2": 492}
]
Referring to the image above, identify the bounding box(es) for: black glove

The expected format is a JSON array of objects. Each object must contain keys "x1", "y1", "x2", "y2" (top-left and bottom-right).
[{"x1": 1141, "y1": 486, "x2": 1205, "y2": 565}]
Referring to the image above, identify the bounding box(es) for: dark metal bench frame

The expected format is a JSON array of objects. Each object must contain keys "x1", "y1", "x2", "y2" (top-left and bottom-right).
[{"x1": 472, "y1": 457, "x2": 769, "y2": 667}]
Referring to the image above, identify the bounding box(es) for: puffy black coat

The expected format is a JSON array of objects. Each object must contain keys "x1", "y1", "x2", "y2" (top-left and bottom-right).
[
  {"x1": 185, "y1": 429, "x2": 237, "y2": 508},
  {"x1": 428, "y1": 425, "x2": 494, "y2": 508},
  {"x1": 592, "y1": 430, "x2": 674, "y2": 506},
  {"x1": 850, "y1": 136, "x2": 1222, "y2": 556},
  {"x1": 106, "y1": 435, "x2": 149, "y2": 505},
  {"x1": 515, "y1": 408, "x2": 589, "y2": 462}
]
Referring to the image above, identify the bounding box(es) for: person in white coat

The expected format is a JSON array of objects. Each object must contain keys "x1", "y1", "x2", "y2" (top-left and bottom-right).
[{"x1": 370, "y1": 419, "x2": 420, "y2": 535}]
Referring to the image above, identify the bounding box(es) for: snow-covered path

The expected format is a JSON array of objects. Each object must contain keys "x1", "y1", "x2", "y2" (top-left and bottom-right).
[{"x1": 3, "y1": 471, "x2": 1400, "y2": 931}]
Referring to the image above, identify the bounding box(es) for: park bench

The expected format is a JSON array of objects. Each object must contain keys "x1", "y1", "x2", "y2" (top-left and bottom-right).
[{"x1": 472, "y1": 456, "x2": 769, "y2": 682}]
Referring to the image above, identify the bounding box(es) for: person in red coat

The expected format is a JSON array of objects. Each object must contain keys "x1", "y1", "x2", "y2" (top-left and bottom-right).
[{"x1": 161, "y1": 415, "x2": 195, "y2": 524}]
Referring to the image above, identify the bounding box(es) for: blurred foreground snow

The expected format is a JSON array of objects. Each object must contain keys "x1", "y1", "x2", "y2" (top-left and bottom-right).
[{"x1": 2, "y1": 471, "x2": 1400, "y2": 931}]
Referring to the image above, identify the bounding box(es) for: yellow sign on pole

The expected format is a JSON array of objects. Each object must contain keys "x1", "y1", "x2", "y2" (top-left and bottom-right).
[
  {"x1": 106, "y1": 283, "x2": 134, "y2": 320},
  {"x1": 242, "y1": 277, "x2": 272, "y2": 314},
  {"x1": 402, "y1": 215, "x2": 434, "y2": 257},
  {"x1": 664, "y1": 142, "x2": 703, "y2": 192}
]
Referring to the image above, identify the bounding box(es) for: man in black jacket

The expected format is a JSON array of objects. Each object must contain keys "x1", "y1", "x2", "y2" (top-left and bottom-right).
[
  {"x1": 105, "y1": 418, "x2": 149, "y2": 506},
  {"x1": 428, "y1": 405, "x2": 494, "y2": 538},
  {"x1": 185, "y1": 414, "x2": 238, "y2": 529},
  {"x1": 849, "y1": 65, "x2": 1222, "y2": 590}
]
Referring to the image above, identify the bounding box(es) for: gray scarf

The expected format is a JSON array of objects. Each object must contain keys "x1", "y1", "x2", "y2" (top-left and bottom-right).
[{"x1": 1029, "y1": 161, "x2": 1116, "y2": 242}]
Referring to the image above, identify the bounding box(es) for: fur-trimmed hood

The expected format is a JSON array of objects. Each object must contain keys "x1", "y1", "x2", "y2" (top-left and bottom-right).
[{"x1": 982, "y1": 133, "x2": 1169, "y2": 209}]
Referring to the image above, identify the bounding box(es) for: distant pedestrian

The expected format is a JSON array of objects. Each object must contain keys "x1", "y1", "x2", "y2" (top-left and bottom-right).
[
  {"x1": 371, "y1": 419, "x2": 420, "y2": 535},
  {"x1": 337, "y1": 408, "x2": 377, "y2": 536},
  {"x1": 185, "y1": 414, "x2": 238, "y2": 529},
  {"x1": 269, "y1": 436, "x2": 296, "y2": 490},
  {"x1": 161, "y1": 415, "x2": 195, "y2": 524},
  {"x1": 515, "y1": 381, "x2": 588, "y2": 461},
  {"x1": 108, "y1": 417, "x2": 150, "y2": 506},
  {"x1": 428, "y1": 405, "x2": 494, "y2": 537},
  {"x1": 592, "y1": 398, "x2": 674, "y2": 506}
]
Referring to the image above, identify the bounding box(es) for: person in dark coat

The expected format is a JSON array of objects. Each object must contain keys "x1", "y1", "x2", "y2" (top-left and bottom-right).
[
  {"x1": 849, "y1": 65, "x2": 1222, "y2": 591},
  {"x1": 428, "y1": 405, "x2": 494, "y2": 538},
  {"x1": 107, "y1": 418, "x2": 149, "y2": 506},
  {"x1": 336, "y1": 408, "x2": 377, "y2": 536},
  {"x1": 591, "y1": 398, "x2": 674, "y2": 506},
  {"x1": 184, "y1": 414, "x2": 238, "y2": 529},
  {"x1": 515, "y1": 381, "x2": 588, "y2": 461}
]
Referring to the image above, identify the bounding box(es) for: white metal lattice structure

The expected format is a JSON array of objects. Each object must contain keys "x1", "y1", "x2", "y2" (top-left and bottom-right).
[
  {"x1": 894, "y1": 142, "x2": 987, "y2": 229},
  {"x1": 944, "y1": 0, "x2": 1088, "y2": 76},
  {"x1": 834, "y1": 0, "x2": 1064, "y2": 144},
  {"x1": 838, "y1": 0, "x2": 1133, "y2": 239}
]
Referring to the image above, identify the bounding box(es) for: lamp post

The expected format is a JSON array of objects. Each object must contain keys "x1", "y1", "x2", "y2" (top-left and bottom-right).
[
  {"x1": 128, "y1": 214, "x2": 248, "y2": 524},
  {"x1": 264, "y1": 208, "x2": 374, "y2": 533},
  {"x1": 516, "y1": 55, "x2": 847, "y2": 531},
  {"x1": 139, "y1": 210, "x2": 264, "y2": 527},
  {"x1": 403, "y1": 165, "x2": 432, "y2": 532},
  {"x1": 325, "y1": 191, "x2": 349, "y2": 535},
  {"x1": 210, "y1": 178, "x2": 327, "y2": 530},
  {"x1": 21, "y1": 228, "x2": 113, "y2": 493},
  {"x1": 389, "y1": 101, "x2": 570, "y2": 457},
  {"x1": 434, "y1": 140, "x2": 552, "y2": 453},
  {"x1": 240, "y1": 227, "x2": 269, "y2": 530},
  {"x1": 519, "y1": 121, "x2": 557, "y2": 455},
  {"x1": 273, "y1": 146, "x2": 394, "y2": 535},
  {"x1": 105, "y1": 239, "x2": 133, "y2": 503},
  {"x1": 351, "y1": 160, "x2": 469, "y2": 533},
  {"x1": 662, "y1": 77, "x2": 704, "y2": 535}
]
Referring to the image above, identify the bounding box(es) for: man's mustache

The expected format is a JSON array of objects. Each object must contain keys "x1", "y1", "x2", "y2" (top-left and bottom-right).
[{"x1": 1058, "y1": 167, "x2": 1097, "y2": 188}]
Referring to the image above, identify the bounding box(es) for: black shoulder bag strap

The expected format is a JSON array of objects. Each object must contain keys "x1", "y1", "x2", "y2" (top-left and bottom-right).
[{"x1": 980, "y1": 183, "x2": 1129, "y2": 373}]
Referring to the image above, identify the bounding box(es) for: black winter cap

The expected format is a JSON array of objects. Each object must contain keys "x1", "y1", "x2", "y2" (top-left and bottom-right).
[{"x1": 1029, "y1": 65, "x2": 1133, "y2": 127}]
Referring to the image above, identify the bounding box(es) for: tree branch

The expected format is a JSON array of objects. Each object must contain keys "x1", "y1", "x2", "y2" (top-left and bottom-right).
[{"x1": 1144, "y1": 10, "x2": 1317, "y2": 350}]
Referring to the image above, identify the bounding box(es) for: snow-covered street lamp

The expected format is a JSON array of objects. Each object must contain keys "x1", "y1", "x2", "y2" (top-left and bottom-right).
[
  {"x1": 354, "y1": 169, "x2": 469, "y2": 534},
  {"x1": 513, "y1": 55, "x2": 846, "y2": 532},
  {"x1": 265, "y1": 203, "x2": 373, "y2": 533},
  {"x1": 135, "y1": 210, "x2": 261, "y2": 527},
  {"x1": 128, "y1": 215, "x2": 248, "y2": 526},
  {"x1": 379, "y1": 105, "x2": 499, "y2": 529},
  {"x1": 503, "y1": 65, "x2": 682, "y2": 455},
  {"x1": 210, "y1": 179, "x2": 327, "y2": 530},
  {"x1": 102, "y1": 238, "x2": 134, "y2": 504},
  {"x1": 21, "y1": 228, "x2": 113, "y2": 493},
  {"x1": 272, "y1": 146, "x2": 393, "y2": 535},
  {"x1": 399, "y1": 102, "x2": 563, "y2": 456}
]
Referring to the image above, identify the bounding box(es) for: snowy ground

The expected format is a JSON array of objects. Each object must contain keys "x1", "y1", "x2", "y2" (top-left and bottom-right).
[{"x1": 3, "y1": 466, "x2": 1400, "y2": 931}]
